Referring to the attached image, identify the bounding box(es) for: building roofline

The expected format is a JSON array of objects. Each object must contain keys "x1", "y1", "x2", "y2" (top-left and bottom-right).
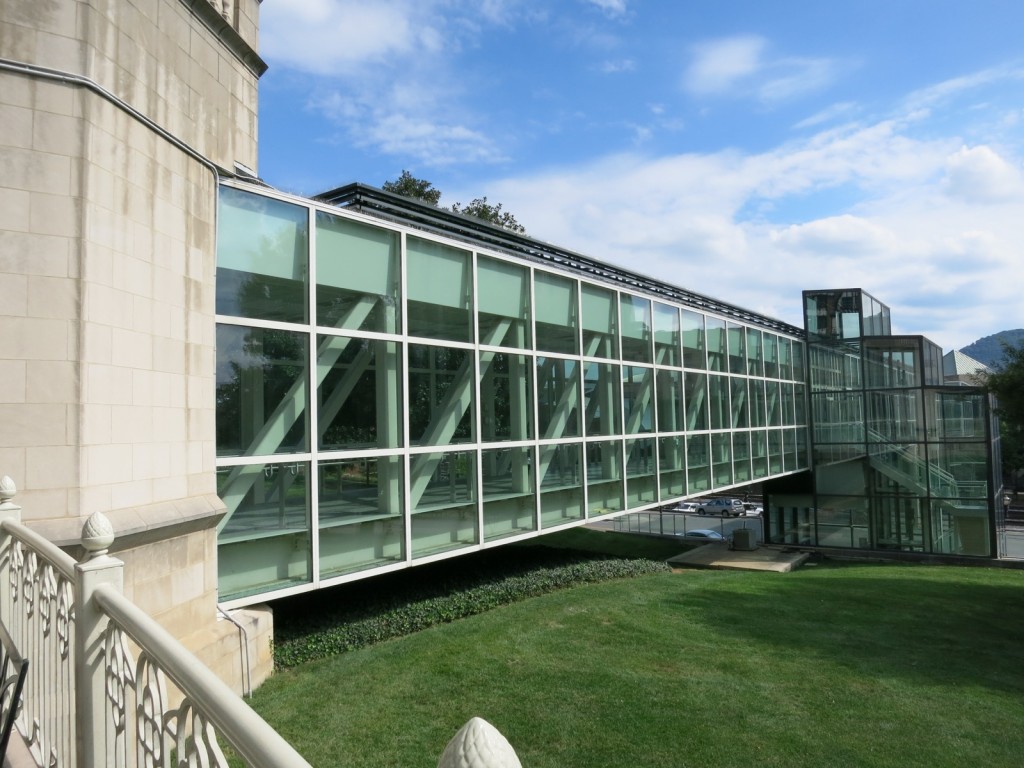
[{"x1": 317, "y1": 182, "x2": 805, "y2": 337}]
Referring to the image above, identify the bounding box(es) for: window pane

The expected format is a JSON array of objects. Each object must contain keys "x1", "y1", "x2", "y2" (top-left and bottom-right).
[
  {"x1": 216, "y1": 324, "x2": 307, "y2": 457},
  {"x1": 620, "y1": 295, "x2": 652, "y2": 363},
  {"x1": 764, "y1": 334, "x2": 779, "y2": 378},
  {"x1": 482, "y1": 446, "x2": 536, "y2": 541},
  {"x1": 653, "y1": 302, "x2": 680, "y2": 367},
  {"x1": 318, "y1": 456, "x2": 404, "y2": 578},
  {"x1": 583, "y1": 361, "x2": 622, "y2": 436},
  {"x1": 217, "y1": 187, "x2": 308, "y2": 323},
  {"x1": 623, "y1": 365, "x2": 654, "y2": 434},
  {"x1": 217, "y1": 462, "x2": 310, "y2": 600},
  {"x1": 686, "y1": 434, "x2": 711, "y2": 493},
  {"x1": 658, "y1": 436, "x2": 686, "y2": 499},
  {"x1": 480, "y1": 352, "x2": 534, "y2": 442},
  {"x1": 685, "y1": 371, "x2": 708, "y2": 430},
  {"x1": 625, "y1": 438, "x2": 656, "y2": 507},
  {"x1": 317, "y1": 336, "x2": 402, "y2": 451},
  {"x1": 408, "y1": 344, "x2": 474, "y2": 446},
  {"x1": 727, "y1": 323, "x2": 746, "y2": 375},
  {"x1": 537, "y1": 357, "x2": 580, "y2": 439},
  {"x1": 746, "y1": 328, "x2": 763, "y2": 376},
  {"x1": 535, "y1": 272, "x2": 579, "y2": 354},
  {"x1": 752, "y1": 431, "x2": 769, "y2": 478},
  {"x1": 587, "y1": 440, "x2": 623, "y2": 515},
  {"x1": 712, "y1": 432, "x2": 732, "y2": 487},
  {"x1": 730, "y1": 377, "x2": 749, "y2": 429},
  {"x1": 750, "y1": 379, "x2": 767, "y2": 428},
  {"x1": 478, "y1": 257, "x2": 531, "y2": 348},
  {"x1": 406, "y1": 236, "x2": 472, "y2": 342},
  {"x1": 316, "y1": 211, "x2": 399, "y2": 333},
  {"x1": 706, "y1": 317, "x2": 726, "y2": 372},
  {"x1": 708, "y1": 374, "x2": 729, "y2": 430},
  {"x1": 733, "y1": 432, "x2": 751, "y2": 482},
  {"x1": 539, "y1": 443, "x2": 584, "y2": 527},
  {"x1": 682, "y1": 310, "x2": 706, "y2": 369},
  {"x1": 581, "y1": 284, "x2": 618, "y2": 358},
  {"x1": 409, "y1": 450, "x2": 478, "y2": 557},
  {"x1": 656, "y1": 369, "x2": 684, "y2": 432}
]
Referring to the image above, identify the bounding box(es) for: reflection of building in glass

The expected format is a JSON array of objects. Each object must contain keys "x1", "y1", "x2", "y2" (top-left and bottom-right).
[
  {"x1": 764, "y1": 289, "x2": 1000, "y2": 557},
  {"x1": 214, "y1": 182, "x2": 816, "y2": 604}
]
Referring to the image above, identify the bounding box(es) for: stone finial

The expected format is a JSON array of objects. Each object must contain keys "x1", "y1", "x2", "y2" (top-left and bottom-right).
[
  {"x1": 81, "y1": 511, "x2": 115, "y2": 558},
  {"x1": 437, "y1": 717, "x2": 522, "y2": 768},
  {"x1": 0, "y1": 476, "x2": 15, "y2": 503}
]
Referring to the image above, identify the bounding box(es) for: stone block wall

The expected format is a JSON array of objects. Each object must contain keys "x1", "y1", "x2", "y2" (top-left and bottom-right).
[{"x1": 0, "y1": 0, "x2": 270, "y2": 688}]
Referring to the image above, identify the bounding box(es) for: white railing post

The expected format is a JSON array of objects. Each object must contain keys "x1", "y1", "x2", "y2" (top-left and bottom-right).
[
  {"x1": 74, "y1": 511, "x2": 123, "y2": 768},
  {"x1": 0, "y1": 475, "x2": 20, "y2": 521}
]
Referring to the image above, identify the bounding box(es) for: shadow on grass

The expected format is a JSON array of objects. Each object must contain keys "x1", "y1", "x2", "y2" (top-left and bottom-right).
[{"x1": 668, "y1": 565, "x2": 1024, "y2": 695}]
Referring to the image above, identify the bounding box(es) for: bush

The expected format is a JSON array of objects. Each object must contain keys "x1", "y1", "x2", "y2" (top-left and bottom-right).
[{"x1": 273, "y1": 549, "x2": 669, "y2": 668}]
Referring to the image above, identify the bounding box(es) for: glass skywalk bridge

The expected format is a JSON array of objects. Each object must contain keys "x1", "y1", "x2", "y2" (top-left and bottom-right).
[{"x1": 214, "y1": 181, "x2": 810, "y2": 606}]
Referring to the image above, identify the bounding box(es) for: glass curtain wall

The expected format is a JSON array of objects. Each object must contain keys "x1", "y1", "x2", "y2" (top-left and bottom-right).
[
  {"x1": 784, "y1": 289, "x2": 995, "y2": 558},
  {"x1": 216, "y1": 183, "x2": 810, "y2": 604}
]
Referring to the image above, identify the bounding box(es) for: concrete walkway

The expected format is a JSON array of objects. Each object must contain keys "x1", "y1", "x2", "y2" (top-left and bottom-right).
[{"x1": 667, "y1": 542, "x2": 809, "y2": 573}]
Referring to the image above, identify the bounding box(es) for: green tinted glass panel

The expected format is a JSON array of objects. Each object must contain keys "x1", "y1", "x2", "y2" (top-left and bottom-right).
[
  {"x1": 535, "y1": 272, "x2": 578, "y2": 354},
  {"x1": 317, "y1": 336, "x2": 402, "y2": 451},
  {"x1": 625, "y1": 438, "x2": 656, "y2": 507},
  {"x1": 539, "y1": 443, "x2": 584, "y2": 527},
  {"x1": 658, "y1": 436, "x2": 686, "y2": 499},
  {"x1": 656, "y1": 369, "x2": 684, "y2": 432},
  {"x1": 480, "y1": 352, "x2": 534, "y2": 442},
  {"x1": 620, "y1": 294, "x2": 652, "y2": 363},
  {"x1": 217, "y1": 462, "x2": 311, "y2": 599},
  {"x1": 686, "y1": 434, "x2": 711, "y2": 493},
  {"x1": 587, "y1": 440, "x2": 623, "y2": 515},
  {"x1": 315, "y1": 211, "x2": 399, "y2": 333},
  {"x1": 581, "y1": 283, "x2": 617, "y2": 358},
  {"x1": 682, "y1": 310, "x2": 706, "y2": 369},
  {"x1": 482, "y1": 446, "x2": 536, "y2": 541},
  {"x1": 653, "y1": 302, "x2": 680, "y2": 367},
  {"x1": 623, "y1": 365, "x2": 653, "y2": 434},
  {"x1": 478, "y1": 257, "x2": 531, "y2": 348},
  {"x1": 409, "y1": 450, "x2": 477, "y2": 557},
  {"x1": 583, "y1": 361, "x2": 621, "y2": 436},
  {"x1": 706, "y1": 317, "x2": 726, "y2": 372},
  {"x1": 537, "y1": 357, "x2": 580, "y2": 439},
  {"x1": 217, "y1": 187, "x2": 308, "y2": 323},
  {"x1": 408, "y1": 344, "x2": 474, "y2": 446},
  {"x1": 318, "y1": 456, "x2": 404, "y2": 578},
  {"x1": 216, "y1": 324, "x2": 307, "y2": 457},
  {"x1": 685, "y1": 371, "x2": 708, "y2": 430},
  {"x1": 406, "y1": 236, "x2": 472, "y2": 342}
]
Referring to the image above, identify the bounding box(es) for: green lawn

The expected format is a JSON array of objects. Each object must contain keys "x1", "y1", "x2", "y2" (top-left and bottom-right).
[{"x1": 249, "y1": 554, "x2": 1024, "y2": 767}]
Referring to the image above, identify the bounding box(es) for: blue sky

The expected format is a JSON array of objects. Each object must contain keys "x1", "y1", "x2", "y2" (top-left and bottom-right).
[{"x1": 256, "y1": 0, "x2": 1024, "y2": 353}]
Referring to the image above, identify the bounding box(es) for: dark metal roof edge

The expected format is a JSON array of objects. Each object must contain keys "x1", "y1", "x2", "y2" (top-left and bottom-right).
[{"x1": 318, "y1": 182, "x2": 805, "y2": 338}]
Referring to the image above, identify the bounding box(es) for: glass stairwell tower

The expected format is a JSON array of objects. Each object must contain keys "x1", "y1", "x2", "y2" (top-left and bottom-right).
[{"x1": 766, "y1": 288, "x2": 1000, "y2": 556}]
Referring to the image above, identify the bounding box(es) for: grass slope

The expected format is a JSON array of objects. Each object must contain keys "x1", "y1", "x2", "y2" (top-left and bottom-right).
[{"x1": 250, "y1": 549, "x2": 1024, "y2": 767}]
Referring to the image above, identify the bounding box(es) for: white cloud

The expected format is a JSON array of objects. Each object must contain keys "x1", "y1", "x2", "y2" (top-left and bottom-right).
[
  {"x1": 583, "y1": 0, "x2": 629, "y2": 18},
  {"x1": 479, "y1": 101, "x2": 1024, "y2": 351},
  {"x1": 943, "y1": 145, "x2": 1024, "y2": 203},
  {"x1": 685, "y1": 36, "x2": 766, "y2": 95},
  {"x1": 600, "y1": 58, "x2": 636, "y2": 73},
  {"x1": 684, "y1": 36, "x2": 841, "y2": 104}
]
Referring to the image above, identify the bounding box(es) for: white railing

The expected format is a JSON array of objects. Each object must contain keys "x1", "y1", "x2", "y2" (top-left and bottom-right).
[
  {"x1": 0, "y1": 477, "x2": 313, "y2": 768},
  {"x1": 0, "y1": 475, "x2": 524, "y2": 767}
]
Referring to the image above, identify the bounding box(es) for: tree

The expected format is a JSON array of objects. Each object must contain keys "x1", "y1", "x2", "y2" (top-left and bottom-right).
[
  {"x1": 381, "y1": 173, "x2": 526, "y2": 233},
  {"x1": 449, "y1": 196, "x2": 526, "y2": 234},
  {"x1": 382, "y1": 170, "x2": 441, "y2": 206},
  {"x1": 982, "y1": 340, "x2": 1024, "y2": 490}
]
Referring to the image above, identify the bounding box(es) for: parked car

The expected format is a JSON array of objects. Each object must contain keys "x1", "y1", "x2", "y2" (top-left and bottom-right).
[
  {"x1": 673, "y1": 502, "x2": 699, "y2": 513},
  {"x1": 743, "y1": 504, "x2": 763, "y2": 516},
  {"x1": 683, "y1": 529, "x2": 725, "y2": 540},
  {"x1": 696, "y1": 498, "x2": 745, "y2": 517}
]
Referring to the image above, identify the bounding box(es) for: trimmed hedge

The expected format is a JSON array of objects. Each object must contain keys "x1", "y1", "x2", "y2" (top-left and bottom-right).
[{"x1": 273, "y1": 552, "x2": 670, "y2": 669}]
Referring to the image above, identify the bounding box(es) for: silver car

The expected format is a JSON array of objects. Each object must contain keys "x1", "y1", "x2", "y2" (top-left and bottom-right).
[{"x1": 696, "y1": 498, "x2": 745, "y2": 517}]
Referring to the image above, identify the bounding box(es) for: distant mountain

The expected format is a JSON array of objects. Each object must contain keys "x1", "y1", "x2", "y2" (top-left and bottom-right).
[{"x1": 960, "y1": 329, "x2": 1024, "y2": 369}]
